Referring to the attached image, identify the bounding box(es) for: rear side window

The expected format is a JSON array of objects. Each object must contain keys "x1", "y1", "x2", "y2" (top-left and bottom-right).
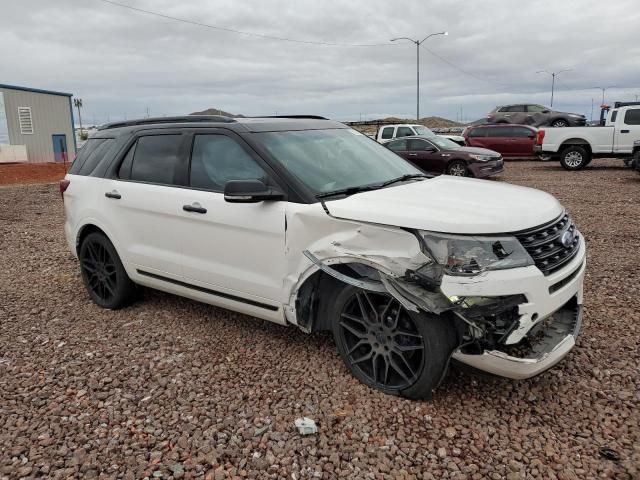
[
  {"x1": 526, "y1": 105, "x2": 547, "y2": 113},
  {"x1": 486, "y1": 127, "x2": 510, "y2": 137},
  {"x1": 610, "y1": 110, "x2": 617, "y2": 122},
  {"x1": 189, "y1": 135, "x2": 267, "y2": 191},
  {"x1": 380, "y1": 127, "x2": 394, "y2": 139},
  {"x1": 623, "y1": 109, "x2": 640, "y2": 125},
  {"x1": 69, "y1": 139, "x2": 114, "y2": 175},
  {"x1": 387, "y1": 139, "x2": 406, "y2": 152},
  {"x1": 396, "y1": 127, "x2": 414, "y2": 137},
  {"x1": 504, "y1": 105, "x2": 525, "y2": 112},
  {"x1": 129, "y1": 135, "x2": 183, "y2": 184}
]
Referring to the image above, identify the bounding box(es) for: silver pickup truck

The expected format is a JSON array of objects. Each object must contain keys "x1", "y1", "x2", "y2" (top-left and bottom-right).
[{"x1": 534, "y1": 102, "x2": 640, "y2": 170}]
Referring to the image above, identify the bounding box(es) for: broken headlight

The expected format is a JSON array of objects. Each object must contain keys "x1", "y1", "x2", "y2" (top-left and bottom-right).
[{"x1": 419, "y1": 231, "x2": 534, "y2": 276}]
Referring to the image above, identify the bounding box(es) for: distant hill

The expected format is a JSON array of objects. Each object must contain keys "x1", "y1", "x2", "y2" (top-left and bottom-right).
[
  {"x1": 377, "y1": 116, "x2": 463, "y2": 128},
  {"x1": 190, "y1": 108, "x2": 245, "y2": 118}
]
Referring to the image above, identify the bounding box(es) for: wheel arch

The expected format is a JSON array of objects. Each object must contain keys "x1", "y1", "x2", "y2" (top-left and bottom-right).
[{"x1": 560, "y1": 139, "x2": 592, "y2": 154}]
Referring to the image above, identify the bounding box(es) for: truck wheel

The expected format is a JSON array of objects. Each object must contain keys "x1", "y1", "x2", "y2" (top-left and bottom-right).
[
  {"x1": 560, "y1": 146, "x2": 590, "y2": 170},
  {"x1": 331, "y1": 286, "x2": 458, "y2": 399},
  {"x1": 552, "y1": 119, "x2": 569, "y2": 127}
]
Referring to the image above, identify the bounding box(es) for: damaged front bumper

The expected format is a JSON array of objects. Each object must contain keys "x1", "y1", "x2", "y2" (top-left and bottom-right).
[{"x1": 452, "y1": 297, "x2": 582, "y2": 379}]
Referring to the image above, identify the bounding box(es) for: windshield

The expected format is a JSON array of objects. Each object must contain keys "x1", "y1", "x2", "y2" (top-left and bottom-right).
[
  {"x1": 428, "y1": 136, "x2": 461, "y2": 150},
  {"x1": 257, "y1": 129, "x2": 421, "y2": 195},
  {"x1": 413, "y1": 125, "x2": 435, "y2": 136}
]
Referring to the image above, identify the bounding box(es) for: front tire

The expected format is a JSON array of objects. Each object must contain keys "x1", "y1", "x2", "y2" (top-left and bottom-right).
[
  {"x1": 331, "y1": 286, "x2": 457, "y2": 399},
  {"x1": 560, "y1": 146, "x2": 590, "y2": 170},
  {"x1": 79, "y1": 232, "x2": 137, "y2": 309},
  {"x1": 446, "y1": 160, "x2": 469, "y2": 177}
]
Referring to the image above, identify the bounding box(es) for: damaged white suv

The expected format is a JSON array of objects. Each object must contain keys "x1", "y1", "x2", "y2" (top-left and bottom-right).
[{"x1": 62, "y1": 115, "x2": 585, "y2": 399}]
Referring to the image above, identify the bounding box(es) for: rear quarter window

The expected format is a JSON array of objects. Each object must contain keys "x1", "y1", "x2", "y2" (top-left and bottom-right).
[{"x1": 69, "y1": 139, "x2": 115, "y2": 176}]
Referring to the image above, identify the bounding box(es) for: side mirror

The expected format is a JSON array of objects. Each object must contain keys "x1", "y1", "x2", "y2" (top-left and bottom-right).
[
  {"x1": 542, "y1": 110, "x2": 550, "y2": 114},
  {"x1": 224, "y1": 179, "x2": 284, "y2": 203}
]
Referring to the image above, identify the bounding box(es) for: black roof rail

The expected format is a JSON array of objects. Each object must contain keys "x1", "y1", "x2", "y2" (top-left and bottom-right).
[
  {"x1": 249, "y1": 115, "x2": 329, "y2": 120},
  {"x1": 613, "y1": 101, "x2": 640, "y2": 108},
  {"x1": 97, "y1": 115, "x2": 236, "y2": 130}
]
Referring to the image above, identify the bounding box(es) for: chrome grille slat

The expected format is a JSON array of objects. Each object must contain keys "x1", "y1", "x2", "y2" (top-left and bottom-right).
[{"x1": 515, "y1": 214, "x2": 580, "y2": 276}]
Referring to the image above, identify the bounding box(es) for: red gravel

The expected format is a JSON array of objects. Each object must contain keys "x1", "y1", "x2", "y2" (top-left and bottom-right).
[
  {"x1": 0, "y1": 163, "x2": 68, "y2": 186},
  {"x1": 0, "y1": 159, "x2": 638, "y2": 479}
]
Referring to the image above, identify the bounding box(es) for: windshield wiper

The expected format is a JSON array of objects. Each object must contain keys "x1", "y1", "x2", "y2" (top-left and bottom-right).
[{"x1": 315, "y1": 174, "x2": 429, "y2": 200}]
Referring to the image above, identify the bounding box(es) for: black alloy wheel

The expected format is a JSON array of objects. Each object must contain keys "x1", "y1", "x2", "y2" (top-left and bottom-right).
[
  {"x1": 79, "y1": 232, "x2": 137, "y2": 309},
  {"x1": 332, "y1": 286, "x2": 457, "y2": 398}
]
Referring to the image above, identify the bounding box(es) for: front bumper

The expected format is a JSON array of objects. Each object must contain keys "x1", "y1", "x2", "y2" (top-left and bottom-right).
[
  {"x1": 469, "y1": 158, "x2": 504, "y2": 178},
  {"x1": 453, "y1": 297, "x2": 581, "y2": 379},
  {"x1": 441, "y1": 238, "x2": 586, "y2": 379}
]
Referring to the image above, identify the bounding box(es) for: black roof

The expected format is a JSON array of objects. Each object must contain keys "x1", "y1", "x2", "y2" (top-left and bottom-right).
[{"x1": 96, "y1": 115, "x2": 346, "y2": 136}]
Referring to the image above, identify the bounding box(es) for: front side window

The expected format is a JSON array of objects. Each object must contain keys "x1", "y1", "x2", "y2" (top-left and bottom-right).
[
  {"x1": 258, "y1": 129, "x2": 420, "y2": 195},
  {"x1": 396, "y1": 126, "x2": 414, "y2": 137},
  {"x1": 190, "y1": 135, "x2": 267, "y2": 191},
  {"x1": 623, "y1": 109, "x2": 640, "y2": 125},
  {"x1": 380, "y1": 127, "x2": 394, "y2": 139},
  {"x1": 425, "y1": 136, "x2": 460, "y2": 150},
  {"x1": 129, "y1": 134, "x2": 183, "y2": 184}
]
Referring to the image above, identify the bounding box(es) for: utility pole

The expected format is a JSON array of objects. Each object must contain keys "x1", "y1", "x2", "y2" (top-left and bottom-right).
[
  {"x1": 391, "y1": 31, "x2": 448, "y2": 120},
  {"x1": 590, "y1": 98, "x2": 594, "y2": 122},
  {"x1": 536, "y1": 69, "x2": 571, "y2": 107}
]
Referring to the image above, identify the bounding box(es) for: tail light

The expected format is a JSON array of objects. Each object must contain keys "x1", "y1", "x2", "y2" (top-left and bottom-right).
[
  {"x1": 535, "y1": 130, "x2": 545, "y2": 145},
  {"x1": 59, "y1": 179, "x2": 70, "y2": 200}
]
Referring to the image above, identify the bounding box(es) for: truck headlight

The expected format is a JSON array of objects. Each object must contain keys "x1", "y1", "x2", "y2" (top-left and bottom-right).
[{"x1": 419, "y1": 231, "x2": 534, "y2": 276}]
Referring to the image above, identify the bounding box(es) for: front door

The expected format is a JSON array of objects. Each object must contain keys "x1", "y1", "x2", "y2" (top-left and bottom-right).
[
  {"x1": 406, "y1": 138, "x2": 443, "y2": 174},
  {"x1": 614, "y1": 107, "x2": 640, "y2": 154},
  {"x1": 52, "y1": 134, "x2": 68, "y2": 163},
  {"x1": 179, "y1": 132, "x2": 287, "y2": 304}
]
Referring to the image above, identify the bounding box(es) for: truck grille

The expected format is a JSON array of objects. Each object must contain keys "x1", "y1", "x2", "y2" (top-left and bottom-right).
[{"x1": 515, "y1": 214, "x2": 580, "y2": 276}]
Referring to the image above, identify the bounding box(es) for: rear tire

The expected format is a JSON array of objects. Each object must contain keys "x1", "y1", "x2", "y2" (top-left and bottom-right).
[
  {"x1": 79, "y1": 232, "x2": 137, "y2": 309},
  {"x1": 551, "y1": 119, "x2": 569, "y2": 128},
  {"x1": 560, "y1": 146, "x2": 590, "y2": 170},
  {"x1": 446, "y1": 160, "x2": 469, "y2": 177},
  {"x1": 331, "y1": 286, "x2": 458, "y2": 399}
]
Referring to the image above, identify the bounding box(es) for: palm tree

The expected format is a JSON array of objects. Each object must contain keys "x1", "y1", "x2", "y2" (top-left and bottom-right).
[{"x1": 73, "y1": 98, "x2": 84, "y2": 138}]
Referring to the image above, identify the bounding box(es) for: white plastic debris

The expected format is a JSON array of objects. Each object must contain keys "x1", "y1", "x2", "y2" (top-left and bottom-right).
[{"x1": 294, "y1": 417, "x2": 317, "y2": 435}]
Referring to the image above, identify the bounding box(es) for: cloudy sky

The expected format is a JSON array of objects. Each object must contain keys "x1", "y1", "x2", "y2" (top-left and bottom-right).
[{"x1": 1, "y1": 0, "x2": 639, "y2": 124}]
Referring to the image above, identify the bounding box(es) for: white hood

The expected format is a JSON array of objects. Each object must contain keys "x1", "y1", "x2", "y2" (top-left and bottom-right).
[{"x1": 323, "y1": 176, "x2": 563, "y2": 234}]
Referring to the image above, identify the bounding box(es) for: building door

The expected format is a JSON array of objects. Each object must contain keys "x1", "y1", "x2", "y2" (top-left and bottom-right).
[{"x1": 52, "y1": 134, "x2": 68, "y2": 163}]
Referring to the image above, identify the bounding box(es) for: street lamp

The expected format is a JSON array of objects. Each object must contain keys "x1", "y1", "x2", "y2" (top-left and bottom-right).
[
  {"x1": 536, "y1": 69, "x2": 571, "y2": 107},
  {"x1": 391, "y1": 31, "x2": 448, "y2": 120},
  {"x1": 593, "y1": 86, "x2": 619, "y2": 106}
]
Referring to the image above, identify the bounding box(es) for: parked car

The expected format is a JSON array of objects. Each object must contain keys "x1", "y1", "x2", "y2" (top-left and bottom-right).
[
  {"x1": 463, "y1": 124, "x2": 551, "y2": 160},
  {"x1": 534, "y1": 102, "x2": 640, "y2": 170},
  {"x1": 62, "y1": 115, "x2": 585, "y2": 399},
  {"x1": 487, "y1": 104, "x2": 586, "y2": 128},
  {"x1": 385, "y1": 135, "x2": 503, "y2": 178},
  {"x1": 376, "y1": 124, "x2": 466, "y2": 146}
]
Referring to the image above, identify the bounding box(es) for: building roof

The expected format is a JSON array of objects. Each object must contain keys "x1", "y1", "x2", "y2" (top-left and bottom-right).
[{"x1": 0, "y1": 83, "x2": 73, "y2": 97}]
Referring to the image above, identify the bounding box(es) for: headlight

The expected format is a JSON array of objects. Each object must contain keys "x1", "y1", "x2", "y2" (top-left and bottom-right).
[
  {"x1": 420, "y1": 231, "x2": 534, "y2": 276},
  {"x1": 569, "y1": 114, "x2": 583, "y2": 118},
  {"x1": 468, "y1": 154, "x2": 494, "y2": 161}
]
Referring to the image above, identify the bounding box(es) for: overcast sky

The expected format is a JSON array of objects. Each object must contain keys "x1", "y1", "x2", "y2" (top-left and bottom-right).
[{"x1": 1, "y1": 0, "x2": 639, "y2": 124}]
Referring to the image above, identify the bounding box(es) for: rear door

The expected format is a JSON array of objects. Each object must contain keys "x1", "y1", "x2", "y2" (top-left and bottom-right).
[
  {"x1": 101, "y1": 131, "x2": 190, "y2": 279},
  {"x1": 484, "y1": 126, "x2": 513, "y2": 155},
  {"x1": 509, "y1": 126, "x2": 536, "y2": 157},
  {"x1": 178, "y1": 131, "x2": 287, "y2": 306},
  {"x1": 502, "y1": 105, "x2": 526, "y2": 124},
  {"x1": 614, "y1": 107, "x2": 640, "y2": 153}
]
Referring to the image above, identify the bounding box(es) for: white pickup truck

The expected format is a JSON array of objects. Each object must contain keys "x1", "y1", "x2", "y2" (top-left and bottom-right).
[
  {"x1": 534, "y1": 102, "x2": 640, "y2": 170},
  {"x1": 376, "y1": 124, "x2": 466, "y2": 146}
]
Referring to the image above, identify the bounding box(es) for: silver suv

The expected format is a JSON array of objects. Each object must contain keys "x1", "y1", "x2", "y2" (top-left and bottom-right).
[{"x1": 487, "y1": 104, "x2": 586, "y2": 127}]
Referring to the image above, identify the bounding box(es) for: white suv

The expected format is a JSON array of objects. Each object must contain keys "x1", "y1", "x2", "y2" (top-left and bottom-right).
[{"x1": 62, "y1": 115, "x2": 586, "y2": 399}]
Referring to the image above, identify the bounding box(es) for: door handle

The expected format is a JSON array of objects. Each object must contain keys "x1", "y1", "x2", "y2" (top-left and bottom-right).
[
  {"x1": 408, "y1": 153, "x2": 417, "y2": 157},
  {"x1": 620, "y1": 129, "x2": 630, "y2": 133},
  {"x1": 183, "y1": 203, "x2": 207, "y2": 214},
  {"x1": 105, "y1": 191, "x2": 121, "y2": 199}
]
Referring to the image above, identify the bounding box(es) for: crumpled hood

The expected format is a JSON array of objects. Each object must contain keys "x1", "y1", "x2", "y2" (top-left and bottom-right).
[{"x1": 323, "y1": 176, "x2": 564, "y2": 234}]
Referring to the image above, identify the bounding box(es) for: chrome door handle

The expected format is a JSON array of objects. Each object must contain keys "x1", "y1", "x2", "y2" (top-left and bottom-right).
[{"x1": 408, "y1": 153, "x2": 417, "y2": 157}]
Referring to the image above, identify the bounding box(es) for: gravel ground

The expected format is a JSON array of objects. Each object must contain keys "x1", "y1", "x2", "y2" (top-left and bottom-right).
[{"x1": 1, "y1": 159, "x2": 638, "y2": 480}]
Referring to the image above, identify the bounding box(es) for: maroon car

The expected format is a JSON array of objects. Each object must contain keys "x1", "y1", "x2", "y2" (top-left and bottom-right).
[
  {"x1": 385, "y1": 135, "x2": 504, "y2": 178},
  {"x1": 463, "y1": 124, "x2": 548, "y2": 159}
]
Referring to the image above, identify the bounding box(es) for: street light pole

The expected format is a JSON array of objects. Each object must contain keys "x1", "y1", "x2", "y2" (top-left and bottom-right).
[
  {"x1": 391, "y1": 31, "x2": 448, "y2": 120},
  {"x1": 592, "y1": 86, "x2": 619, "y2": 106},
  {"x1": 536, "y1": 69, "x2": 571, "y2": 107}
]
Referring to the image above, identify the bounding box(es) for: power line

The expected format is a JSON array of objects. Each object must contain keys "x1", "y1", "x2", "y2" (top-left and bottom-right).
[{"x1": 96, "y1": 0, "x2": 397, "y2": 47}]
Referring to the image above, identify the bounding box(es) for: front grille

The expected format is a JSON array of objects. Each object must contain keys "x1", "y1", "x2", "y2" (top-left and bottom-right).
[{"x1": 515, "y1": 214, "x2": 580, "y2": 276}]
